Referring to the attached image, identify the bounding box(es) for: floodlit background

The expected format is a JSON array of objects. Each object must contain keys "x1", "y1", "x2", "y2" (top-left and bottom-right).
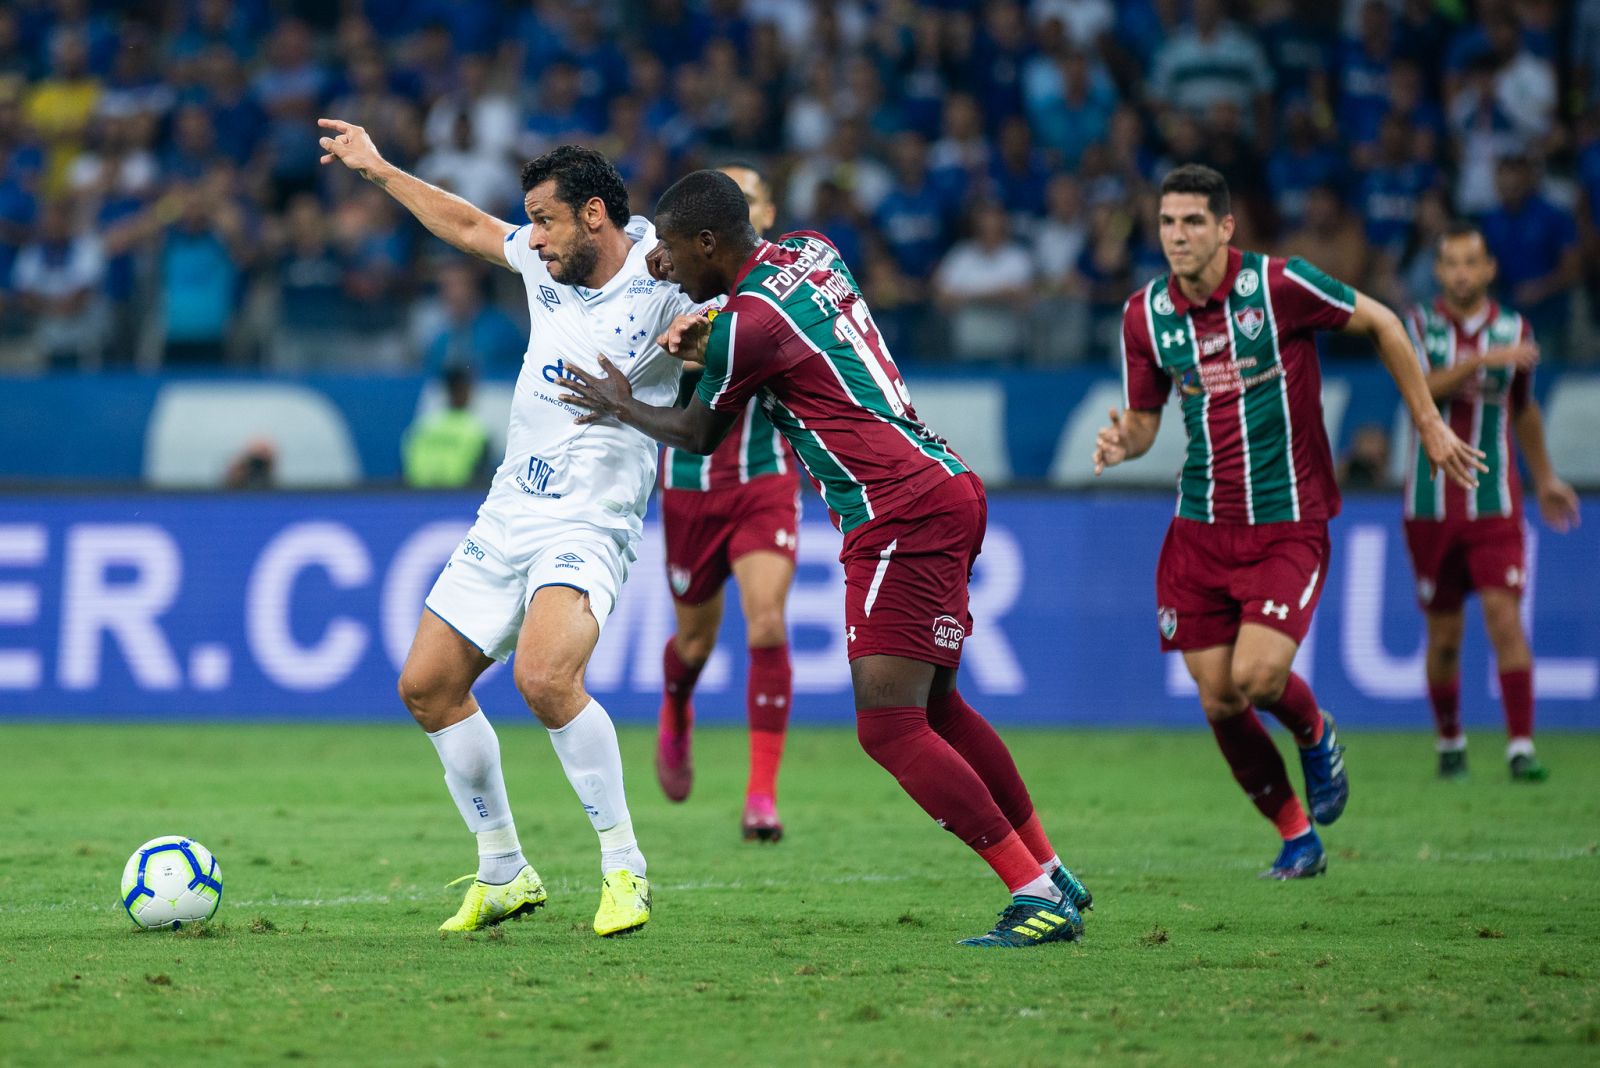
[{"x1": 0, "y1": 0, "x2": 1594, "y2": 726}]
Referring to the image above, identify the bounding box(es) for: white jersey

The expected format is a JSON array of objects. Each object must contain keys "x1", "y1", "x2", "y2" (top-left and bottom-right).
[{"x1": 489, "y1": 215, "x2": 697, "y2": 542}]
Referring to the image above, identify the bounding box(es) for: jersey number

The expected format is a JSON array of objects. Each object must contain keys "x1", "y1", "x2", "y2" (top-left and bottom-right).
[{"x1": 833, "y1": 301, "x2": 911, "y2": 417}]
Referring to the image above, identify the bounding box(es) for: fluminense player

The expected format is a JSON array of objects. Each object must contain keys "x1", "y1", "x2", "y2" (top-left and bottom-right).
[
  {"x1": 653, "y1": 164, "x2": 801, "y2": 842},
  {"x1": 1403, "y1": 221, "x2": 1580, "y2": 782},
  {"x1": 560, "y1": 170, "x2": 1091, "y2": 949},
  {"x1": 319, "y1": 120, "x2": 700, "y2": 936},
  {"x1": 1093, "y1": 165, "x2": 1484, "y2": 880}
]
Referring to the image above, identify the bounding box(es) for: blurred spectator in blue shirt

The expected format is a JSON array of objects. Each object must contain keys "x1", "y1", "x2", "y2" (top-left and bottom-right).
[
  {"x1": 1266, "y1": 106, "x2": 1343, "y2": 235},
  {"x1": 523, "y1": 60, "x2": 605, "y2": 156},
  {"x1": 1480, "y1": 155, "x2": 1579, "y2": 354},
  {"x1": 1337, "y1": 0, "x2": 1393, "y2": 151},
  {"x1": 988, "y1": 116, "x2": 1051, "y2": 221},
  {"x1": 1025, "y1": 50, "x2": 1114, "y2": 169},
  {"x1": 875, "y1": 132, "x2": 947, "y2": 281},
  {"x1": 191, "y1": 47, "x2": 267, "y2": 169},
  {"x1": 419, "y1": 259, "x2": 523, "y2": 378},
  {"x1": 1257, "y1": 0, "x2": 1332, "y2": 113},
  {"x1": 1357, "y1": 115, "x2": 1437, "y2": 261},
  {"x1": 969, "y1": 1, "x2": 1029, "y2": 133},
  {"x1": 154, "y1": 178, "x2": 251, "y2": 366}
]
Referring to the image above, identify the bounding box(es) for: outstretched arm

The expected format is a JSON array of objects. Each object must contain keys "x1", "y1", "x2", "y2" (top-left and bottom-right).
[
  {"x1": 317, "y1": 117, "x2": 515, "y2": 267},
  {"x1": 1345, "y1": 291, "x2": 1486, "y2": 489},
  {"x1": 558, "y1": 355, "x2": 739, "y2": 454}
]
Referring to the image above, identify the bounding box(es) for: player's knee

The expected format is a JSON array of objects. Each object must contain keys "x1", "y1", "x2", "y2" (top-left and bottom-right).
[
  {"x1": 1232, "y1": 660, "x2": 1288, "y2": 707},
  {"x1": 397, "y1": 668, "x2": 455, "y2": 731},
  {"x1": 1198, "y1": 688, "x2": 1250, "y2": 723},
  {"x1": 744, "y1": 604, "x2": 787, "y2": 649},
  {"x1": 513, "y1": 661, "x2": 584, "y2": 726},
  {"x1": 674, "y1": 631, "x2": 716, "y2": 668}
]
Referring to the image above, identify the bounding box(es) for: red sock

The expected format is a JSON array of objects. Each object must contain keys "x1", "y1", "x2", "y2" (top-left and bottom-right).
[
  {"x1": 1210, "y1": 709, "x2": 1312, "y2": 840},
  {"x1": 1014, "y1": 812, "x2": 1057, "y2": 867},
  {"x1": 1429, "y1": 677, "x2": 1462, "y2": 740},
  {"x1": 746, "y1": 643, "x2": 792, "y2": 798},
  {"x1": 978, "y1": 832, "x2": 1050, "y2": 893},
  {"x1": 1259, "y1": 672, "x2": 1323, "y2": 747},
  {"x1": 1500, "y1": 667, "x2": 1534, "y2": 741},
  {"x1": 660, "y1": 637, "x2": 704, "y2": 736},
  {"x1": 856, "y1": 705, "x2": 1037, "y2": 889},
  {"x1": 926, "y1": 689, "x2": 1036, "y2": 828}
]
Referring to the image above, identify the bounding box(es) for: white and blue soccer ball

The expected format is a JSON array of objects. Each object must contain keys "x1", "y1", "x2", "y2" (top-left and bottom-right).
[{"x1": 120, "y1": 836, "x2": 223, "y2": 930}]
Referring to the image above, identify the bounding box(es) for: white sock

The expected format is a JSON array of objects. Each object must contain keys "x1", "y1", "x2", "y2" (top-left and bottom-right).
[
  {"x1": 1041, "y1": 854, "x2": 1063, "y2": 875},
  {"x1": 1507, "y1": 737, "x2": 1535, "y2": 759},
  {"x1": 547, "y1": 699, "x2": 646, "y2": 878},
  {"x1": 1013, "y1": 873, "x2": 1063, "y2": 903},
  {"x1": 427, "y1": 710, "x2": 527, "y2": 884},
  {"x1": 1436, "y1": 734, "x2": 1467, "y2": 753}
]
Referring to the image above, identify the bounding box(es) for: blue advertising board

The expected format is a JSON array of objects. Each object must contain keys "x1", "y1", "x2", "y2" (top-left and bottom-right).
[{"x1": 0, "y1": 492, "x2": 1594, "y2": 728}]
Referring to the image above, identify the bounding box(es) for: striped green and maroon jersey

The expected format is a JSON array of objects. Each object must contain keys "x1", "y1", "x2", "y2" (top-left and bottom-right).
[
  {"x1": 1403, "y1": 300, "x2": 1532, "y2": 521},
  {"x1": 662, "y1": 373, "x2": 798, "y2": 492},
  {"x1": 1122, "y1": 247, "x2": 1354, "y2": 525},
  {"x1": 695, "y1": 232, "x2": 970, "y2": 532}
]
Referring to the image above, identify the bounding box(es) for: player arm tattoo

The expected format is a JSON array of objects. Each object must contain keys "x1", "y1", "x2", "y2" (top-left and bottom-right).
[
  {"x1": 317, "y1": 118, "x2": 515, "y2": 268},
  {"x1": 558, "y1": 357, "x2": 739, "y2": 453}
]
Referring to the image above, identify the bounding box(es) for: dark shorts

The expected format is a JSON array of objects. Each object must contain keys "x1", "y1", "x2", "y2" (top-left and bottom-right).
[
  {"x1": 1403, "y1": 516, "x2": 1525, "y2": 614},
  {"x1": 1155, "y1": 517, "x2": 1330, "y2": 652},
  {"x1": 840, "y1": 472, "x2": 986, "y2": 667},
  {"x1": 660, "y1": 474, "x2": 800, "y2": 605}
]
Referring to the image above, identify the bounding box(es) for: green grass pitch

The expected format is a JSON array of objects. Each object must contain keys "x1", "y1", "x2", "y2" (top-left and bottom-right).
[{"x1": 1, "y1": 723, "x2": 1596, "y2": 1066}]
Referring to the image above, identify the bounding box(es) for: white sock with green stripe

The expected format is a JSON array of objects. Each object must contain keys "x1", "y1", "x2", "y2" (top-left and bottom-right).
[{"x1": 426, "y1": 710, "x2": 528, "y2": 884}]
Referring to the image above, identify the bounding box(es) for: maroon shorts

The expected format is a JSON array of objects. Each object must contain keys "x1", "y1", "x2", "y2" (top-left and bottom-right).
[
  {"x1": 1403, "y1": 516, "x2": 1525, "y2": 614},
  {"x1": 1155, "y1": 517, "x2": 1330, "y2": 652},
  {"x1": 840, "y1": 472, "x2": 986, "y2": 667},
  {"x1": 660, "y1": 474, "x2": 800, "y2": 605}
]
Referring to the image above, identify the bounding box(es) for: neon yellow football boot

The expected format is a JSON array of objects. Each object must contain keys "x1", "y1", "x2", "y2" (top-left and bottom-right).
[
  {"x1": 439, "y1": 865, "x2": 548, "y2": 932},
  {"x1": 593, "y1": 869, "x2": 651, "y2": 937}
]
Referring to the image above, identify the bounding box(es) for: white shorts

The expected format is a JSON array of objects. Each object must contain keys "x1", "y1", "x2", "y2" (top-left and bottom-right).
[{"x1": 424, "y1": 510, "x2": 633, "y2": 662}]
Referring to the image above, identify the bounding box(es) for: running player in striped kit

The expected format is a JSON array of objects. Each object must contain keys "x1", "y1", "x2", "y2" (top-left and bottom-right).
[
  {"x1": 654, "y1": 165, "x2": 802, "y2": 842},
  {"x1": 561, "y1": 169, "x2": 1091, "y2": 948},
  {"x1": 1403, "y1": 221, "x2": 1581, "y2": 782},
  {"x1": 1094, "y1": 166, "x2": 1485, "y2": 880}
]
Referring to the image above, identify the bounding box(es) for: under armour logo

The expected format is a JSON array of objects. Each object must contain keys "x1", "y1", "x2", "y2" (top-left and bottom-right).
[
  {"x1": 1262, "y1": 601, "x2": 1289, "y2": 620},
  {"x1": 1160, "y1": 329, "x2": 1187, "y2": 348},
  {"x1": 775, "y1": 529, "x2": 796, "y2": 549},
  {"x1": 847, "y1": 626, "x2": 856, "y2": 642}
]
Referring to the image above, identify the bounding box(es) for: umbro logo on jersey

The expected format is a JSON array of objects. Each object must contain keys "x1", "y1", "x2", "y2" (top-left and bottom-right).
[
  {"x1": 538, "y1": 284, "x2": 561, "y2": 312},
  {"x1": 555, "y1": 552, "x2": 584, "y2": 564}
]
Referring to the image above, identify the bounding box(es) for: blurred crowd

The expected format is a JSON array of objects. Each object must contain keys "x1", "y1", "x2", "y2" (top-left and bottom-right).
[{"x1": 1, "y1": 0, "x2": 1598, "y2": 375}]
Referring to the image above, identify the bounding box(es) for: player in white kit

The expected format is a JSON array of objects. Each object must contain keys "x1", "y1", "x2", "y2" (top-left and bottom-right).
[{"x1": 319, "y1": 120, "x2": 697, "y2": 936}]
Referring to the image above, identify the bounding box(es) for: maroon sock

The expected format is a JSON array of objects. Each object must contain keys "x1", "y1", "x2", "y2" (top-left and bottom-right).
[
  {"x1": 1210, "y1": 709, "x2": 1311, "y2": 840},
  {"x1": 856, "y1": 705, "x2": 1030, "y2": 886},
  {"x1": 746, "y1": 643, "x2": 792, "y2": 798},
  {"x1": 1429, "y1": 677, "x2": 1462, "y2": 741},
  {"x1": 660, "y1": 637, "x2": 704, "y2": 736},
  {"x1": 1259, "y1": 672, "x2": 1323, "y2": 747},
  {"x1": 1500, "y1": 667, "x2": 1534, "y2": 740},
  {"x1": 926, "y1": 688, "x2": 1036, "y2": 829}
]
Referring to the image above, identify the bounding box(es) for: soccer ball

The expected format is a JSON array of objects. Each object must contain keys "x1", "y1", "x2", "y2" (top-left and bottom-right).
[{"x1": 120, "y1": 836, "x2": 223, "y2": 930}]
